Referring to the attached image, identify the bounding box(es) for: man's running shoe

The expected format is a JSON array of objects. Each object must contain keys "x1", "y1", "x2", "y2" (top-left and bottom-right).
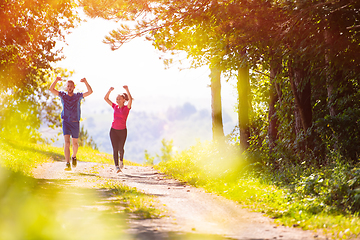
[
  {"x1": 65, "y1": 162, "x2": 71, "y2": 171},
  {"x1": 116, "y1": 166, "x2": 121, "y2": 173},
  {"x1": 72, "y1": 156, "x2": 77, "y2": 168}
]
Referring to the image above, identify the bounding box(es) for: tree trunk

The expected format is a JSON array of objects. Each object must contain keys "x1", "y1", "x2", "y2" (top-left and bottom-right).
[
  {"x1": 210, "y1": 65, "x2": 225, "y2": 143},
  {"x1": 288, "y1": 60, "x2": 312, "y2": 132},
  {"x1": 324, "y1": 29, "x2": 337, "y2": 117},
  {"x1": 288, "y1": 59, "x2": 313, "y2": 151},
  {"x1": 268, "y1": 58, "x2": 282, "y2": 152},
  {"x1": 294, "y1": 104, "x2": 305, "y2": 152},
  {"x1": 237, "y1": 66, "x2": 250, "y2": 151},
  {"x1": 324, "y1": 29, "x2": 344, "y2": 118}
]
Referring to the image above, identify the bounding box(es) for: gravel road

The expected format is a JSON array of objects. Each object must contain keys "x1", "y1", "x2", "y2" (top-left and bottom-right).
[{"x1": 32, "y1": 161, "x2": 326, "y2": 240}]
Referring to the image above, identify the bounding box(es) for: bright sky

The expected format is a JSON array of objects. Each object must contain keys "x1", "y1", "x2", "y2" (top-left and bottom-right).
[{"x1": 55, "y1": 14, "x2": 238, "y2": 122}]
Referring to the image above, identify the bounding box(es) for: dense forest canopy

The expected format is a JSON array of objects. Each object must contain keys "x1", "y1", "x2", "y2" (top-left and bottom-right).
[
  {"x1": 79, "y1": 0, "x2": 360, "y2": 165},
  {"x1": 1, "y1": 0, "x2": 360, "y2": 167}
]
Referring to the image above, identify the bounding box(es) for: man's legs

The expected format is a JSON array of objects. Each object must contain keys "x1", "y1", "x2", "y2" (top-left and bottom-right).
[
  {"x1": 64, "y1": 134, "x2": 72, "y2": 170},
  {"x1": 72, "y1": 138, "x2": 79, "y2": 158},
  {"x1": 71, "y1": 138, "x2": 79, "y2": 167},
  {"x1": 63, "y1": 121, "x2": 80, "y2": 170},
  {"x1": 64, "y1": 135, "x2": 71, "y2": 163}
]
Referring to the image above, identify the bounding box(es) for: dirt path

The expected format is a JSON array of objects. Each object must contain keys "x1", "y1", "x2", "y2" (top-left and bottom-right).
[{"x1": 32, "y1": 161, "x2": 326, "y2": 240}]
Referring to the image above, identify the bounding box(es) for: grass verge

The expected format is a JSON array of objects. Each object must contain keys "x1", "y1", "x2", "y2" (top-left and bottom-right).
[
  {"x1": 0, "y1": 137, "x2": 136, "y2": 175},
  {"x1": 0, "y1": 137, "x2": 162, "y2": 239},
  {"x1": 0, "y1": 167, "x2": 128, "y2": 240},
  {"x1": 99, "y1": 179, "x2": 164, "y2": 219},
  {"x1": 154, "y1": 140, "x2": 360, "y2": 239}
]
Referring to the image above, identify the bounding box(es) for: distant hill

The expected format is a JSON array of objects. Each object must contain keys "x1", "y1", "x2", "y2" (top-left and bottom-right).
[{"x1": 80, "y1": 102, "x2": 236, "y2": 163}]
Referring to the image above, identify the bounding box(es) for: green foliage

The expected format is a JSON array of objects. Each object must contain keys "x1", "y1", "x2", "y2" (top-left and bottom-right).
[
  {"x1": 0, "y1": 0, "x2": 78, "y2": 90},
  {"x1": 144, "y1": 150, "x2": 154, "y2": 165},
  {"x1": 0, "y1": 71, "x2": 64, "y2": 143},
  {"x1": 158, "y1": 138, "x2": 174, "y2": 162},
  {"x1": 78, "y1": 125, "x2": 98, "y2": 150},
  {"x1": 0, "y1": 167, "x2": 128, "y2": 240},
  {"x1": 316, "y1": 107, "x2": 360, "y2": 162},
  {"x1": 0, "y1": 0, "x2": 79, "y2": 142},
  {"x1": 292, "y1": 162, "x2": 360, "y2": 214},
  {"x1": 0, "y1": 137, "x2": 114, "y2": 176},
  {"x1": 0, "y1": 89, "x2": 44, "y2": 143},
  {"x1": 81, "y1": 0, "x2": 360, "y2": 167},
  {"x1": 157, "y1": 140, "x2": 250, "y2": 187},
  {"x1": 80, "y1": 1, "x2": 360, "y2": 236},
  {"x1": 0, "y1": 141, "x2": 161, "y2": 240},
  {"x1": 0, "y1": 138, "x2": 61, "y2": 175},
  {"x1": 145, "y1": 139, "x2": 175, "y2": 165},
  {"x1": 76, "y1": 145, "x2": 116, "y2": 164},
  {"x1": 155, "y1": 140, "x2": 360, "y2": 239},
  {"x1": 0, "y1": 138, "x2": 129, "y2": 239},
  {"x1": 257, "y1": 156, "x2": 360, "y2": 239}
]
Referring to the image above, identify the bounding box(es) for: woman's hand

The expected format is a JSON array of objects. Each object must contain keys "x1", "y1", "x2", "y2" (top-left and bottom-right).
[
  {"x1": 104, "y1": 87, "x2": 114, "y2": 106},
  {"x1": 123, "y1": 85, "x2": 132, "y2": 109}
]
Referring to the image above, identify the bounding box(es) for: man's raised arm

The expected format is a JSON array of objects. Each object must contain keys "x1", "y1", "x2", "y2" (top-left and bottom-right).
[
  {"x1": 49, "y1": 76, "x2": 62, "y2": 96},
  {"x1": 80, "y1": 78, "x2": 93, "y2": 98}
]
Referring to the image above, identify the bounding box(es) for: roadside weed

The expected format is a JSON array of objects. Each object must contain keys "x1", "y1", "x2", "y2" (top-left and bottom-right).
[{"x1": 99, "y1": 180, "x2": 164, "y2": 219}]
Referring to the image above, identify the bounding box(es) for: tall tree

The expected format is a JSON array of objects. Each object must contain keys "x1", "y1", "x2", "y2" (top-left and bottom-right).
[
  {"x1": 0, "y1": 0, "x2": 79, "y2": 140},
  {"x1": 81, "y1": 0, "x2": 229, "y2": 142},
  {"x1": 278, "y1": 0, "x2": 360, "y2": 156},
  {"x1": 268, "y1": 56, "x2": 282, "y2": 152},
  {"x1": 80, "y1": 0, "x2": 275, "y2": 146},
  {"x1": 237, "y1": 66, "x2": 250, "y2": 150},
  {"x1": 209, "y1": 63, "x2": 224, "y2": 142}
]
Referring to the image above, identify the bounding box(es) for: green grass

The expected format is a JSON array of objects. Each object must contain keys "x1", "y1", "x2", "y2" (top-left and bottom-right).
[
  {"x1": 154, "y1": 140, "x2": 360, "y2": 239},
  {"x1": 0, "y1": 137, "x2": 162, "y2": 239},
  {"x1": 99, "y1": 179, "x2": 164, "y2": 219},
  {"x1": 5, "y1": 135, "x2": 359, "y2": 239},
  {"x1": 0, "y1": 137, "x2": 136, "y2": 175},
  {"x1": 0, "y1": 167, "x2": 128, "y2": 240},
  {"x1": 0, "y1": 139, "x2": 63, "y2": 175}
]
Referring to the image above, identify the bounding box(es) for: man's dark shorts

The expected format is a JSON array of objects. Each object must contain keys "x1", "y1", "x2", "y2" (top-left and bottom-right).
[{"x1": 62, "y1": 121, "x2": 80, "y2": 138}]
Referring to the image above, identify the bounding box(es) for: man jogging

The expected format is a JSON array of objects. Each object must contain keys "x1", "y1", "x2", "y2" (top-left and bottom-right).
[{"x1": 49, "y1": 76, "x2": 93, "y2": 170}]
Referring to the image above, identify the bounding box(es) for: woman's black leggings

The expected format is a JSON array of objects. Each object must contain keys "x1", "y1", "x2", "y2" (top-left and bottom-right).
[{"x1": 109, "y1": 128, "x2": 127, "y2": 166}]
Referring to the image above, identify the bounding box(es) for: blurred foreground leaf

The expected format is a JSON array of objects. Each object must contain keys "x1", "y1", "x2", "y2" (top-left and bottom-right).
[{"x1": 0, "y1": 167, "x2": 128, "y2": 240}]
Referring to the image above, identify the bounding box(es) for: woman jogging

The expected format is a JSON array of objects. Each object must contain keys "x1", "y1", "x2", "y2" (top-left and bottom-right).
[{"x1": 104, "y1": 85, "x2": 133, "y2": 173}]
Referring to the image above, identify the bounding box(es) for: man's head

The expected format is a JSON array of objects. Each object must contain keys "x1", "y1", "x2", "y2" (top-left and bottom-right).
[{"x1": 66, "y1": 80, "x2": 75, "y2": 94}]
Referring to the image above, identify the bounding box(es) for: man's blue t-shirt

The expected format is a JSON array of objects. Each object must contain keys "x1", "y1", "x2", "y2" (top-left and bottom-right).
[{"x1": 59, "y1": 91, "x2": 84, "y2": 122}]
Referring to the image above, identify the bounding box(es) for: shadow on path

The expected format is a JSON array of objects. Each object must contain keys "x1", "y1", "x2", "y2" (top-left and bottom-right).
[{"x1": 32, "y1": 162, "x2": 324, "y2": 240}]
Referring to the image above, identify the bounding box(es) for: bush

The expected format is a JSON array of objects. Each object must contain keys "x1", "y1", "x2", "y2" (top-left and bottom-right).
[{"x1": 155, "y1": 139, "x2": 360, "y2": 239}]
